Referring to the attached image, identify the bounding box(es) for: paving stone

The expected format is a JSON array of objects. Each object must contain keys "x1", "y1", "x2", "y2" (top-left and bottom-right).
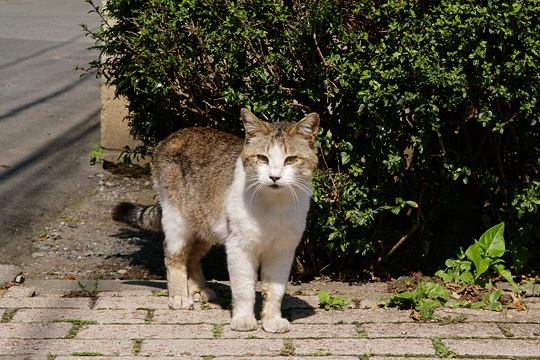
[
  {"x1": 2, "y1": 286, "x2": 35, "y2": 298},
  {"x1": 499, "y1": 323, "x2": 540, "y2": 338},
  {"x1": 77, "y1": 324, "x2": 214, "y2": 339},
  {"x1": 220, "y1": 323, "x2": 358, "y2": 339},
  {"x1": 0, "y1": 339, "x2": 133, "y2": 356},
  {"x1": 436, "y1": 308, "x2": 540, "y2": 323},
  {"x1": 288, "y1": 308, "x2": 412, "y2": 324},
  {"x1": 0, "y1": 323, "x2": 72, "y2": 339},
  {"x1": 55, "y1": 357, "x2": 201, "y2": 360},
  {"x1": 0, "y1": 297, "x2": 92, "y2": 309},
  {"x1": 0, "y1": 309, "x2": 4, "y2": 319},
  {"x1": 443, "y1": 339, "x2": 540, "y2": 357},
  {"x1": 369, "y1": 358, "x2": 443, "y2": 360},
  {"x1": 152, "y1": 309, "x2": 231, "y2": 324},
  {"x1": 363, "y1": 322, "x2": 503, "y2": 338},
  {"x1": 294, "y1": 338, "x2": 434, "y2": 356},
  {"x1": 140, "y1": 338, "x2": 283, "y2": 356},
  {"x1": 215, "y1": 357, "x2": 359, "y2": 360},
  {"x1": 369, "y1": 358, "x2": 508, "y2": 360},
  {"x1": 11, "y1": 309, "x2": 147, "y2": 324},
  {"x1": 94, "y1": 296, "x2": 169, "y2": 310}
]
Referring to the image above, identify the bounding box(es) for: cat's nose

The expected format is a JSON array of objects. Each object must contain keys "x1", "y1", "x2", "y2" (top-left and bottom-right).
[{"x1": 269, "y1": 176, "x2": 281, "y2": 183}]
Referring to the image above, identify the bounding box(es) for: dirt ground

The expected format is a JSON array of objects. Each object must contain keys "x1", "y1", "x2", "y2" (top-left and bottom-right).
[{"x1": 22, "y1": 164, "x2": 167, "y2": 280}]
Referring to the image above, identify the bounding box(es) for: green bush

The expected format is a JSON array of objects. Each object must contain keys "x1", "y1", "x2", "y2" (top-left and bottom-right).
[{"x1": 87, "y1": 0, "x2": 540, "y2": 275}]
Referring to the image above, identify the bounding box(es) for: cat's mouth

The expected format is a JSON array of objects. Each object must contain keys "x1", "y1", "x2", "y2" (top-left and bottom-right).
[{"x1": 268, "y1": 184, "x2": 280, "y2": 189}]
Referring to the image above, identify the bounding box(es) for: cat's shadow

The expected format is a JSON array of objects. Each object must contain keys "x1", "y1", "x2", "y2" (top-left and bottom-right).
[
  {"x1": 122, "y1": 279, "x2": 316, "y2": 322},
  {"x1": 112, "y1": 228, "x2": 315, "y2": 321}
]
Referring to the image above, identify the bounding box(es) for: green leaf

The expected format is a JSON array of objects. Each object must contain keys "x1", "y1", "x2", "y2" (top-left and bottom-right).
[
  {"x1": 465, "y1": 244, "x2": 489, "y2": 279},
  {"x1": 494, "y1": 264, "x2": 519, "y2": 291},
  {"x1": 340, "y1": 152, "x2": 350, "y2": 165},
  {"x1": 435, "y1": 270, "x2": 452, "y2": 283},
  {"x1": 478, "y1": 222, "x2": 505, "y2": 258},
  {"x1": 422, "y1": 281, "x2": 449, "y2": 301},
  {"x1": 459, "y1": 270, "x2": 475, "y2": 284},
  {"x1": 405, "y1": 200, "x2": 418, "y2": 208}
]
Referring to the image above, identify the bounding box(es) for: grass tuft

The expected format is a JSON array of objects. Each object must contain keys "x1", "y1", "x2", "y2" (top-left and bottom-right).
[{"x1": 281, "y1": 338, "x2": 295, "y2": 356}]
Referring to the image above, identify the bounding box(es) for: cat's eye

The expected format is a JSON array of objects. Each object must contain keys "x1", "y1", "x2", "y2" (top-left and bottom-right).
[
  {"x1": 256, "y1": 155, "x2": 269, "y2": 164},
  {"x1": 284, "y1": 156, "x2": 298, "y2": 165}
]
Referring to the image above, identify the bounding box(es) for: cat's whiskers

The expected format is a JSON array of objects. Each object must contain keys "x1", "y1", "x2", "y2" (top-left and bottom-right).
[
  {"x1": 248, "y1": 182, "x2": 264, "y2": 206},
  {"x1": 286, "y1": 185, "x2": 300, "y2": 210},
  {"x1": 291, "y1": 179, "x2": 312, "y2": 197}
]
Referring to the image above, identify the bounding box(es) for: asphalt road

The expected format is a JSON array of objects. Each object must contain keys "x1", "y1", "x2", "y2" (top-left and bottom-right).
[{"x1": 0, "y1": 0, "x2": 101, "y2": 264}]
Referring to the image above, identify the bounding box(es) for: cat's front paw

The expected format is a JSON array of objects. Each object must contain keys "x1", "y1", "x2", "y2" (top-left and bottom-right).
[
  {"x1": 230, "y1": 315, "x2": 257, "y2": 331},
  {"x1": 168, "y1": 295, "x2": 193, "y2": 310},
  {"x1": 192, "y1": 288, "x2": 217, "y2": 302},
  {"x1": 262, "y1": 317, "x2": 290, "y2": 333}
]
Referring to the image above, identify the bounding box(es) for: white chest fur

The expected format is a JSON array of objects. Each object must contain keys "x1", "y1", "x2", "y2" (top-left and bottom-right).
[{"x1": 225, "y1": 157, "x2": 310, "y2": 253}]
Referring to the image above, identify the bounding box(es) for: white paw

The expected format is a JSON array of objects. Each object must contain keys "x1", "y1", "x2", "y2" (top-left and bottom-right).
[
  {"x1": 262, "y1": 317, "x2": 291, "y2": 333},
  {"x1": 168, "y1": 295, "x2": 193, "y2": 309},
  {"x1": 230, "y1": 315, "x2": 257, "y2": 332},
  {"x1": 192, "y1": 288, "x2": 217, "y2": 302}
]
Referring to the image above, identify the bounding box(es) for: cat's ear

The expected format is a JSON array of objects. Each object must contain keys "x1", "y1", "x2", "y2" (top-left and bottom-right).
[
  {"x1": 288, "y1": 113, "x2": 319, "y2": 141},
  {"x1": 241, "y1": 108, "x2": 271, "y2": 138}
]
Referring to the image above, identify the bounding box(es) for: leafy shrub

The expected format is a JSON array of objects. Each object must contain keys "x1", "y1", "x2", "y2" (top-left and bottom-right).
[{"x1": 87, "y1": 0, "x2": 540, "y2": 275}]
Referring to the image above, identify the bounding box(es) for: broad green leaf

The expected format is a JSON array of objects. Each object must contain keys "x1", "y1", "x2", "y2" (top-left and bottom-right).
[
  {"x1": 405, "y1": 200, "x2": 418, "y2": 208},
  {"x1": 422, "y1": 281, "x2": 449, "y2": 301},
  {"x1": 478, "y1": 222, "x2": 505, "y2": 258},
  {"x1": 459, "y1": 270, "x2": 474, "y2": 284},
  {"x1": 465, "y1": 244, "x2": 489, "y2": 278},
  {"x1": 494, "y1": 264, "x2": 519, "y2": 291},
  {"x1": 435, "y1": 270, "x2": 452, "y2": 282}
]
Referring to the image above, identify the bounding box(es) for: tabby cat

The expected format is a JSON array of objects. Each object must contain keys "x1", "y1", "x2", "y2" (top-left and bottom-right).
[{"x1": 113, "y1": 108, "x2": 319, "y2": 333}]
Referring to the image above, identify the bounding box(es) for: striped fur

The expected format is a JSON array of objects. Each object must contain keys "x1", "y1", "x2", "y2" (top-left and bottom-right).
[{"x1": 112, "y1": 202, "x2": 162, "y2": 232}]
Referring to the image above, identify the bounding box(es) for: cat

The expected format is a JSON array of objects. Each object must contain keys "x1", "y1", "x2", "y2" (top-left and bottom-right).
[{"x1": 112, "y1": 108, "x2": 319, "y2": 333}]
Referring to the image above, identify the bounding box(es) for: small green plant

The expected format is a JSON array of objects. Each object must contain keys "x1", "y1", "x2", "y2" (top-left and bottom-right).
[
  {"x1": 132, "y1": 339, "x2": 143, "y2": 355},
  {"x1": 202, "y1": 356, "x2": 215, "y2": 360},
  {"x1": 433, "y1": 338, "x2": 455, "y2": 358},
  {"x1": 68, "y1": 279, "x2": 100, "y2": 301},
  {"x1": 88, "y1": 144, "x2": 103, "y2": 165},
  {"x1": 151, "y1": 290, "x2": 168, "y2": 297},
  {"x1": 438, "y1": 314, "x2": 467, "y2": 325},
  {"x1": 137, "y1": 308, "x2": 156, "y2": 323},
  {"x1": 435, "y1": 223, "x2": 518, "y2": 290},
  {"x1": 212, "y1": 324, "x2": 223, "y2": 339},
  {"x1": 1, "y1": 309, "x2": 18, "y2": 323},
  {"x1": 471, "y1": 289, "x2": 504, "y2": 311},
  {"x1": 388, "y1": 281, "x2": 449, "y2": 320},
  {"x1": 318, "y1": 290, "x2": 349, "y2": 311},
  {"x1": 65, "y1": 320, "x2": 97, "y2": 339},
  {"x1": 354, "y1": 323, "x2": 368, "y2": 338},
  {"x1": 281, "y1": 338, "x2": 295, "y2": 356}
]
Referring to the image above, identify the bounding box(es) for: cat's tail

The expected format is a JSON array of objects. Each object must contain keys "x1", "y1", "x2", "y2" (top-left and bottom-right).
[{"x1": 112, "y1": 202, "x2": 163, "y2": 233}]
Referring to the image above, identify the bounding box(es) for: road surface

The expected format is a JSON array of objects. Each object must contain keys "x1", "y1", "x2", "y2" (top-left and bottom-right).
[{"x1": 0, "y1": 0, "x2": 101, "y2": 264}]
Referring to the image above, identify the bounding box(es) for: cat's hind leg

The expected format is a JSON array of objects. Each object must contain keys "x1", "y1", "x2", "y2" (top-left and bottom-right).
[
  {"x1": 187, "y1": 240, "x2": 216, "y2": 302},
  {"x1": 162, "y1": 202, "x2": 193, "y2": 310}
]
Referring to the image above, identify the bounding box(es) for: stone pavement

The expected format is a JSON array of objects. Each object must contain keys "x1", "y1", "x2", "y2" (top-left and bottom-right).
[{"x1": 0, "y1": 280, "x2": 539, "y2": 359}]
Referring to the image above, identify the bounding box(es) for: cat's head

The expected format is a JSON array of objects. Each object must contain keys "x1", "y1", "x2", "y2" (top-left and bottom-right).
[{"x1": 240, "y1": 108, "x2": 319, "y2": 195}]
